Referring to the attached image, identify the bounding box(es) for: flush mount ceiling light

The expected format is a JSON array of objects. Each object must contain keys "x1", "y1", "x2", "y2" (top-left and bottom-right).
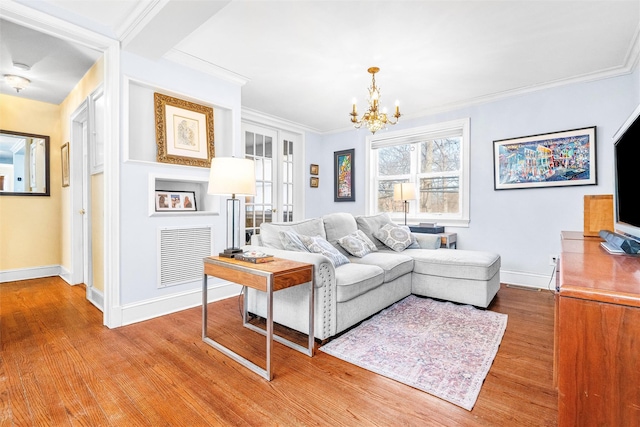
[
  {"x1": 349, "y1": 67, "x2": 401, "y2": 134},
  {"x1": 4, "y1": 74, "x2": 31, "y2": 93}
]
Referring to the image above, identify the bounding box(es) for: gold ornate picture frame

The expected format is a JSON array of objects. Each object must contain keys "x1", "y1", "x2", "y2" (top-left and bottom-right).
[
  {"x1": 61, "y1": 142, "x2": 70, "y2": 187},
  {"x1": 154, "y1": 93, "x2": 215, "y2": 167}
]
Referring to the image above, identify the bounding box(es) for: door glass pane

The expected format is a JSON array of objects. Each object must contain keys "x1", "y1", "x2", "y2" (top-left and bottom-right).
[
  {"x1": 256, "y1": 134, "x2": 264, "y2": 156},
  {"x1": 245, "y1": 131, "x2": 254, "y2": 155},
  {"x1": 265, "y1": 136, "x2": 272, "y2": 158}
]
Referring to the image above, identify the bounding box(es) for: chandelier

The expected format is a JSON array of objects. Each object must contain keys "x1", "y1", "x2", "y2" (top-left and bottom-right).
[{"x1": 349, "y1": 67, "x2": 401, "y2": 134}]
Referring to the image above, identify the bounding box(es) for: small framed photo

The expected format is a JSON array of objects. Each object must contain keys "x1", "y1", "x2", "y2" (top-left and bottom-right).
[
  {"x1": 310, "y1": 164, "x2": 319, "y2": 175},
  {"x1": 155, "y1": 190, "x2": 196, "y2": 212},
  {"x1": 310, "y1": 177, "x2": 319, "y2": 188}
]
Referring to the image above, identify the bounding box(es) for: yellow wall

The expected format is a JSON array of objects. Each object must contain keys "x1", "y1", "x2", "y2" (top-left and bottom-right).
[
  {"x1": 0, "y1": 56, "x2": 103, "y2": 284},
  {"x1": 0, "y1": 95, "x2": 62, "y2": 270}
]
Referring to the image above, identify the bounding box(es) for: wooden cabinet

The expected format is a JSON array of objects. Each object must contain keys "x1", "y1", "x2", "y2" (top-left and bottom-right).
[{"x1": 555, "y1": 231, "x2": 640, "y2": 426}]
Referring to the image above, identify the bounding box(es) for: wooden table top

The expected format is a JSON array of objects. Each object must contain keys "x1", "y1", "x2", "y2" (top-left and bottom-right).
[
  {"x1": 204, "y1": 256, "x2": 313, "y2": 292},
  {"x1": 559, "y1": 231, "x2": 640, "y2": 307}
]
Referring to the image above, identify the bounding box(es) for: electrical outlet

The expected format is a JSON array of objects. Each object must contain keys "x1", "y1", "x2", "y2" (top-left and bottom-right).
[{"x1": 549, "y1": 255, "x2": 559, "y2": 266}]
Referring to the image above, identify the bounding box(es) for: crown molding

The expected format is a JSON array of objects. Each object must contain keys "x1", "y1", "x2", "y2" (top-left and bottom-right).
[
  {"x1": 117, "y1": 0, "x2": 168, "y2": 45},
  {"x1": 241, "y1": 108, "x2": 318, "y2": 135}
]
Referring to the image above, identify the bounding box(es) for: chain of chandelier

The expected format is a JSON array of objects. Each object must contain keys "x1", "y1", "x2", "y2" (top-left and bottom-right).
[{"x1": 349, "y1": 67, "x2": 401, "y2": 134}]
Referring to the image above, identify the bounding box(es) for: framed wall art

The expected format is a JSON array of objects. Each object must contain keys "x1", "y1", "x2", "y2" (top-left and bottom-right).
[
  {"x1": 310, "y1": 164, "x2": 319, "y2": 175},
  {"x1": 154, "y1": 93, "x2": 215, "y2": 168},
  {"x1": 493, "y1": 126, "x2": 597, "y2": 190},
  {"x1": 155, "y1": 190, "x2": 197, "y2": 212},
  {"x1": 310, "y1": 177, "x2": 319, "y2": 188},
  {"x1": 61, "y1": 142, "x2": 70, "y2": 188},
  {"x1": 334, "y1": 149, "x2": 355, "y2": 202}
]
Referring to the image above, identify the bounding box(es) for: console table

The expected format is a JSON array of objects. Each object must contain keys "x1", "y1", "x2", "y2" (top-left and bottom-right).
[
  {"x1": 202, "y1": 256, "x2": 314, "y2": 381},
  {"x1": 555, "y1": 231, "x2": 640, "y2": 425}
]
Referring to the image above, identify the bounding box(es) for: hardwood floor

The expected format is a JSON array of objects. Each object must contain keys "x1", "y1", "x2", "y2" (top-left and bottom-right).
[{"x1": 1, "y1": 278, "x2": 557, "y2": 426}]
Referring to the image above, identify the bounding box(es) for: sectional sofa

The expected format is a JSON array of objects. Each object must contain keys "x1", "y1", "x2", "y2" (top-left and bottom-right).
[{"x1": 243, "y1": 212, "x2": 501, "y2": 341}]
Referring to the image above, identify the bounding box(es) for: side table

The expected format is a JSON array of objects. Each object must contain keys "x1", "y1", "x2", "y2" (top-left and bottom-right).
[
  {"x1": 202, "y1": 256, "x2": 314, "y2": 381},
  {"x1": 439, "y1": 232, "x2": 457, "y2": 249}
]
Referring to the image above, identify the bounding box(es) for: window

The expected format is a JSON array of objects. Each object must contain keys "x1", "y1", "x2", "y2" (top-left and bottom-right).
[{"x1": 367, "y1": 118, "x2": 470, "y2": 226}]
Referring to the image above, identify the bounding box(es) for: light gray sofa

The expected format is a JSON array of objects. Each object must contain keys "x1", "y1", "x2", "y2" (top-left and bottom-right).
[{"x1": 243, "y1": 212, "x2": 500, "y2": 341}]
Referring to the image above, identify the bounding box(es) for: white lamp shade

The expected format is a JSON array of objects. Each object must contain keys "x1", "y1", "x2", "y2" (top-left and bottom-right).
[
  {"x1": 208, "y1": 157, "x2": 256, "y2": 196},
  {"x1": 393, "y1": 182, "x2": 416, "y2": 201}
]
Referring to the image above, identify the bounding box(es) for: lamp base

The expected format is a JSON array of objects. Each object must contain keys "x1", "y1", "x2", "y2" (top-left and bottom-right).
[{"x1": 219, "y1": 248, "x2": 243, "y2": 258}]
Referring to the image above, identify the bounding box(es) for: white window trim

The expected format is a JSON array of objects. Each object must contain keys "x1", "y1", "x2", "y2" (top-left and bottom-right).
[{"x1": 365, "y1": 118, "x2": 470, "y2": 227}]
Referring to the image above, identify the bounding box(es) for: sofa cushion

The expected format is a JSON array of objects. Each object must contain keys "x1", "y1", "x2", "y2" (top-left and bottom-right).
[
  {"x1": 260, "y1": 218, "x2": 326, "y2": 249},
  {"x1": 337, "y1": 230, "x2": 378, "y2": 257},
  {"x1": 278, "y1": 230, "x2": 310, "y2": 252},
  {"x1": 352, "y1": 251, "x2": 413, "y2": 283},
  {"x1": 355, "y1": 213, "x2": 394, "y2": 250},
  {"x1": 411, "y1": 249, "x2": 501, "y2": 281},
  {"x1": 298, "y1": 234, "x2": 350, "y2": 267},
  {"x1": 374, "y1": 223, "x2": 418, "y2": 252},
  {"x1": 335, "y1": 263, "x2": 385, "y2": 302}
]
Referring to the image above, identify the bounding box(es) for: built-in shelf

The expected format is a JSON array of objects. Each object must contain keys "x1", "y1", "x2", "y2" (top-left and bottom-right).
[{"x1": 149, "y1": 174, "x2": 220, "y2": 217}]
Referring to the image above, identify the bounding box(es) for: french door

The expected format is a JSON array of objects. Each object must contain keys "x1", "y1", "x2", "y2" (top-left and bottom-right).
[{"x1": 243, "y1": 123, "x2": 302, "y2": 244}]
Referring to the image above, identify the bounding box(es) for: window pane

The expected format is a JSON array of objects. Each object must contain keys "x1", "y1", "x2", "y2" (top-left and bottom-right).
[
  {"x1": 420, "y1": 137, "x2": 461, "y2": 173},
  {"x1": 377, "y1": 179, "x2": 408, "y2": 213},
  {"x1": 378, "y1": 145, "x2": 411, "y2": 176},
  {"x1": 419, "y1": 177, "x2": 460, "y2": 214},
  {"x1": 245, "y1": 131, "x2": 254, "y2": 155}
]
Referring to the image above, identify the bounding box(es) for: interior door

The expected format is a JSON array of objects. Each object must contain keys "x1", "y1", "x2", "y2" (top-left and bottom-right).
[{"x1": 243, "y1": 123, "x2": 303, "y2": 244}]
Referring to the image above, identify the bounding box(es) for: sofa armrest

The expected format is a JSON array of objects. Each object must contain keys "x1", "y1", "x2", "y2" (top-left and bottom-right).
[{"x1": 413, "y1": 233, "x2": 441, "y2": 249}]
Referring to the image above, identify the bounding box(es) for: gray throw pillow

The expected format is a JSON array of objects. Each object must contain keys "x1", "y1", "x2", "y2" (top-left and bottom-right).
[
  {"x1": 298, "y1": 235, "x2": 350, "y2": 267},
  {"x1": 337, "y1": 230, "x2": 379, "y2": 257},
  {"x1": 278, "y1": 230, "x2": 310, "y2": 252},
  {"x1": 373, "y1": 224, "x2": 417, "y2": 252}
]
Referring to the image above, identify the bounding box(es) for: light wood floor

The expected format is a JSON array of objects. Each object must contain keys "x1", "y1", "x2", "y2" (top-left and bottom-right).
[{"x1": 1, "y1": 277, "x2": 557, "y2": 426}]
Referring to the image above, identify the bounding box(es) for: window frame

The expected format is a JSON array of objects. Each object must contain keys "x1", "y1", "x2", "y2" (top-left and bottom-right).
[{"x1": 365, "y1": 118, "x2": 470, "y2": 227}]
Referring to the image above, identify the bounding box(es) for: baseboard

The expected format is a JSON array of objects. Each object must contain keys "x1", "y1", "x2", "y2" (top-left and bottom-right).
[
  {"x1": 119, "y1": 280, "x2": 242, "y2": 326},
  {"x1": 500, "y1": 269, "x2": 556, "y2": 291},
  {"x1": 87, "y1": 286, "x2": 104, "y2": 311},
  {"x1": 59, "y1": 266, "x2": 72, "y2": 285},
  {"x1": 0, "y1": 265, "x2": 61, "y2": 283}
]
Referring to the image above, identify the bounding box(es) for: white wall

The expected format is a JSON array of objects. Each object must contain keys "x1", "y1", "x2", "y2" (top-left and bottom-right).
[
  {"x1": 305, "y1": 70, "x2": 640, "y2": 287},
  {"x1": 118, "y1": 51, "x2": 243, "y2": 319}
]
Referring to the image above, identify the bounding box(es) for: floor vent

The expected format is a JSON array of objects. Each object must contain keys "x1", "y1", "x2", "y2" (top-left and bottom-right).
[{"x1": 158, "y1": 225, "x2": 212, "y2": 288}]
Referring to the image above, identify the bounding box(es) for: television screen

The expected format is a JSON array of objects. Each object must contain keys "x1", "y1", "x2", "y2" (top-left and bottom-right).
[{"x1": 614, "y1": 110, "x2": 640, "y2": 237}]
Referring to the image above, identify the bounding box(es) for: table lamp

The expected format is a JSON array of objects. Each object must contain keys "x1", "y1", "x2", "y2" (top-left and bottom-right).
[
  {"x1": 208, "y1": 157, "x2": 256, "y2": 257},
  {"x1": 393, "y1": 182, "x2": 416, "y2": 225}
]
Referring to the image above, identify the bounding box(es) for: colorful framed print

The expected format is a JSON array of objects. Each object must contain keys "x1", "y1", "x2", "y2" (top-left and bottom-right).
[
  {"x1": 493, "y1": 126, "x2": 597, "y2": 190},
  {"x1": 334, "y1": 149, "x2": 355, "y2": 202},
  {"x1": 154, "y1": 93, "x2": 215, "y2": 168}
]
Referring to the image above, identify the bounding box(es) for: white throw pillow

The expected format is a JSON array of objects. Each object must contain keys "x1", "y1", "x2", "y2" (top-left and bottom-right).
[
  {"x1": 337, "y1": 230, "x2": 379, "y2": 257},
  {"x1": 298, "y1": 235, "x2": 350, "y2": 267},
  {"x1": 373, "y1": 224, "x2": 417, "y2": 252},
  {"x1": 278, "y1": 230, "x2": 310, "y2": 252}
]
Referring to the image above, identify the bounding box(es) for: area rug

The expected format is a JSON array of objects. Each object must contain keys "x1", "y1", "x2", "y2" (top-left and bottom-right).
[{"x1": 320, "y1": 295, "x2": 508, "y2": 410}]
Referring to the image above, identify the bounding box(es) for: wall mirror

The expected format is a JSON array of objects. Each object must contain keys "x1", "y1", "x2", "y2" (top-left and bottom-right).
[{"x1": 0, "y1": 129, "x2": 50, "y2": 196}]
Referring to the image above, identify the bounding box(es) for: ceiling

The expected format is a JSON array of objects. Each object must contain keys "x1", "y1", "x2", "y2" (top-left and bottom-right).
[{"x1": 2, "y1": 0, "x2": 639, "y2": 134}]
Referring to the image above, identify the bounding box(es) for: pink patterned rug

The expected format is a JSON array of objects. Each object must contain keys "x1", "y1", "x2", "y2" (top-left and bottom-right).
[{"x1": 320, "y1": 295, "x2": 507, "y2": 410}]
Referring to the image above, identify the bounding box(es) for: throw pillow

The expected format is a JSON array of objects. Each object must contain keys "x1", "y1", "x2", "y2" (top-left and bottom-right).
[
  {"x1": 373, "y1": 224, "x2": 417, "y2": 252},
  {"x1": 278, "y1": 230, "x2": 310, "y2": 252},
  {"x1": 298, "y1": 235, "x2": 350, "y2": 267},
  {"x1": 337, "y1": 230, "x2": 379, "y2": 257}
]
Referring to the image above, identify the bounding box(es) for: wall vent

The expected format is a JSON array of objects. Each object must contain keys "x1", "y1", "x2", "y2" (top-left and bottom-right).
[{"x1": 158, "y1": 225, "x2": 212, "y2": 288}]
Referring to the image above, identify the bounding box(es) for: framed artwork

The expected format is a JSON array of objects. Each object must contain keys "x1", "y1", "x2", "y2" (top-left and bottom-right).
[
  {"x1": 334, "y1": 149, "x2": 355, "y2": 202},
  {"x1": 310, "y1": 164, "x2": 319, "y2": 175},
  {"x1": 61, "y1": 142, "x2": 70, "y2": 188},
  {"x1": 155, "y1": 190, "x2": 197, "y2": 212},
  {"x1": 493, "y1": 126, "x2": 597, "y2": 190},
  {"x1": 310, "y1": 177, "x2": 319, "y2": 188},
  {"x1": 154, "y1": 92, "x2": 215, "y2": 168}
]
